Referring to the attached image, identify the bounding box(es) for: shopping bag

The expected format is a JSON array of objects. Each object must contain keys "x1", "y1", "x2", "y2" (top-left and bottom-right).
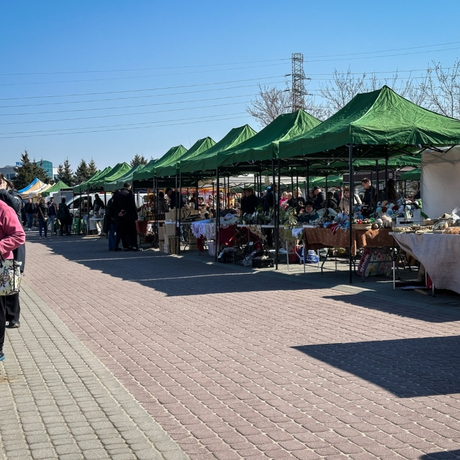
[{"x1": 0, "y1": 257, "x2": 22, "y2": 296}]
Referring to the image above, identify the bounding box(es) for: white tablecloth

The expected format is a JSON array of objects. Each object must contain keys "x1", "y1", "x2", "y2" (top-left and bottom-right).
[
  {"x1": 191, "y1": 221, "x2": 216, "y2": 240},
  {"x1": 392, "y1": 233, "x2": 460, "y2": 294}
]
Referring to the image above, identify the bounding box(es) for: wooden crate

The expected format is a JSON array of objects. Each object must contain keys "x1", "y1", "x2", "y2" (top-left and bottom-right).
[{"x1": 168, "y1": 236, "x2": 180, "y2": 254}]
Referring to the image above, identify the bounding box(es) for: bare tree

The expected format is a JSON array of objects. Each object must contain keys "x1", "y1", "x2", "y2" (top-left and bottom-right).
[
  {"x1": 319, "y1": 68, "x2": 368, "y2": 117},
  {"x1": 246, "y1": 85, "x2": 292, "y2": 127},
  {"x1": 419, "y1": 60, "x2": 460, "y2": 118},
  {"x1": 246, "y1": 61, "x2": 459, "y2": 127}
]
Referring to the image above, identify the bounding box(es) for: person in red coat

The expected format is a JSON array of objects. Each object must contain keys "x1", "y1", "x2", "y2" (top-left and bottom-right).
[{"x1": 0, "y1": 199, "x2": 26, "y2": 361}]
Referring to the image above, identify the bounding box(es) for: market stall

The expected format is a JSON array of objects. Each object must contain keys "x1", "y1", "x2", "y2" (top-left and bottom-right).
[{"x1": 303, "y1": 227, "x2": 395, "y2": 257}]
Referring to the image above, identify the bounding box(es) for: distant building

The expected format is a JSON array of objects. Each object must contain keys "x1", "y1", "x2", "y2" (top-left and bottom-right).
[
  {"x1": 0, "y1": 164, "x2": 17, "y2": 181},
  {"x1": 1, "y1": 159, "x2": 57, "y2": 182},
  {"x1": 37, "y1": 160, "x2": 53, "y2": 179}
]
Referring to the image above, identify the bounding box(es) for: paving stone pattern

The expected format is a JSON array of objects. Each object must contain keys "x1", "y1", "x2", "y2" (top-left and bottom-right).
[{"x1": 1, "y1": 232, "x2": 460, "y2": 459}]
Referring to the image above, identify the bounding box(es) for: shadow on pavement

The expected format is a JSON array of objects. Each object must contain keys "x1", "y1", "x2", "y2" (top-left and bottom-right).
[
  {"x1": 30, "y1": 235, "x2": 317, "y2": 296},
  {"x1": 293, "y1": 335, "x2": 460, "y2": 397},
  {"x1": 322, "y1": 292, "x2": 460, "y2": 323},
  {"x1": 420, "y1": 450, "x2": 460, "y2": 459}
]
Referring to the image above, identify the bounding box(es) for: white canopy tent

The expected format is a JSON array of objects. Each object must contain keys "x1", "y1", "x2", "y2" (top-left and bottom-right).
[{"x1": 421, "y1": 146, "x2": 460, "y2": 219}]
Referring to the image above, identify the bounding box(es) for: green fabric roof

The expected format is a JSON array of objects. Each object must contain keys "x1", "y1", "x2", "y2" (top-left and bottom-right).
[
  {"x1": 89, "y1": 163, "x2": 131, "y2": 190},
  {"x1": 179, "y1": 124, "x2": 257, "y2": 174},
  {"x1": 307, "y1": 175, "x2": 343, "y2": 188},
  {"x1": 400, "y1": 168, "x2": 421, "y2": 180},
  {"x1": 218, "y1": 109, "x2": 321, "y2": 169},
  {"x1": 279, "y1": 86, "x2": 460, "y2": 160},
  {"x1": 155, "y1": 137, "x2": 216, "y2": 177},
  {"x1": 41, "y1": 180, "x2": 70, "y2": 197},
  {"x1": 134, "y1": 145, "x2": 187, "y2": 181},
  {"x1": 73, "y1": 166, "x2": 112, "y2": 193},
  {"x1": 105, "y1": 164, "x2": 145, "y2": 192}
]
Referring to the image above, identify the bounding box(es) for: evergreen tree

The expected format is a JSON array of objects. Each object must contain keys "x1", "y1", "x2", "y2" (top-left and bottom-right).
[
  {"x1": 13, "y1": 150, "x2": 50, "y2": 190},
  {"x1": 74, "y1": 159, "x2": 89, "y2": 184},
  {"x1": 130, "y1": 154, "x2": 148, "y2": 167},
  {"x1": 56, "y1": 159, "x2": 74, "y2": 186},
  {"x1": 87, "y1": 159, "x2": 97, "y2": 177}
]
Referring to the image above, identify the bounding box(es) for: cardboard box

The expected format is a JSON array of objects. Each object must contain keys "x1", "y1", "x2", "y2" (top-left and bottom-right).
[
  {"x1": 168, "y1": 236, "x2": 180, "y2": 254},
  {"x1": 164, "y1": 222, "x2": 176, "y2": 236},
  {"x1": 159, "y1": 242, "x2": 165, "y2": 252},
  {"x1": 158, "y1": 226, "x2": 165, "y2": 241},
  {"x1": 165, "y1": 211, "x2": 176, "y2": 222}
]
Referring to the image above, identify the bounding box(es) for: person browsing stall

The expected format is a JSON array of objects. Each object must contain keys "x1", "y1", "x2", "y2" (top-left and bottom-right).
[{"x1": 339, "y1": 186, "x2": 362, "y2": 214}]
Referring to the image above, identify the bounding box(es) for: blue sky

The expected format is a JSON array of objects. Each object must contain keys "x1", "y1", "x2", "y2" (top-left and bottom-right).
[{"x1": 2, "y1": 0, "x2": 460, "y2": 171}]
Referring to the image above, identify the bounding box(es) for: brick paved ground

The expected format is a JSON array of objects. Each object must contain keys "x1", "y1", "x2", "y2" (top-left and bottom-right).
[{"x1": 1, "y1": 232, "x2": 460, "y2": 459}]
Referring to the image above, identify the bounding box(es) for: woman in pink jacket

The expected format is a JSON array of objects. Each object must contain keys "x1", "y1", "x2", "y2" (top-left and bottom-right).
[{"x1": 0, "y1": 199, "x2": 26, "y2": 362}]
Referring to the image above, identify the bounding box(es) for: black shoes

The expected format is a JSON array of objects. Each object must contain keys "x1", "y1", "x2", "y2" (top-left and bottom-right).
[
  {"x1": 6, "y1": 321, "x2": 20, "y2": 329},
  {"x1": 113, "y1": 247, "x2": 122, "y2": 252}
]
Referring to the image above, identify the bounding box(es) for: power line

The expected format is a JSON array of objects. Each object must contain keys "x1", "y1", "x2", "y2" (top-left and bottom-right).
[
  {"x1": 304, "y1": 40, "x2": 460, "y2": 59},
  {"x1": 0, "y1": 100, "x2": 251, "y2": 126},
  {"x1": 0, "y1": 75, "x2": 286, "y2": 101},
  {"x1": 306, "y1": 46, "x2": 460, "y2": 63},
  {"x1": 0, "y1": 80, "x2": 287, "y2": 109},
  {"x1": 0, "y1": 63, "x2": 288, "y2": 87},
  {"x1": 0, "y1": 58, "x2": 290, "y2": 76},
  {"x1": 0, "y1": 112, "x2": 249, "y2": 139}
]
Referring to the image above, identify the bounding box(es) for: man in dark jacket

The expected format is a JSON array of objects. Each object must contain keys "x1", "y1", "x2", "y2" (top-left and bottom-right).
[
  {"x1": 112, "y1": 183, "x2": 138, "y2": 251},
  {"x1": 165, "y1": 187, "x2": 183, "y2": 210},
  {"x1": 312, "y1": 186, "x2": 326, "y2": 210},
  {"x1": 240, "y1": 187, "x2": 259, "y2": 215},
  {"x1": 24, "y1": 197, "x2": 35, "y2": 230},
  {"x1": 361, "y1": 178, "x2": 377, "y2": 211}
]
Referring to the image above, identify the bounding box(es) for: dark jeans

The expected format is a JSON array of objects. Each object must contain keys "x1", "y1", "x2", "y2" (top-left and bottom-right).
[
  {"x1": 26, "y1": 213, "x2": 34, "y2": 229},
  {"x1": 6, "y1": 293, "x2": 20, "y2": 323},
  {"x1": 108, "y1": 223, "x2": 116, "y2": 250},
  {"x1": 38, "y1": 218, "x2": 48, "y2": 237},
  {"x1": 0, "y1": 296, "x2": 5, "y2": 352}
]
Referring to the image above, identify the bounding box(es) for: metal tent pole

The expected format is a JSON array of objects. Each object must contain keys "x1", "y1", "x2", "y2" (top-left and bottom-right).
[
  {"x1": 349, "y1": 145, "x2": 354, "y2": 284},
  {"x1": 215, "y1": 168, "x2": 220, "y2": 262}
]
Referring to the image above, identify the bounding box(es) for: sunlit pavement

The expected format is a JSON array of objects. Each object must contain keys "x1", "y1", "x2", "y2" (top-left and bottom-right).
[{"x1": 1, "y1": 231, "x2": 460, "y2": 459}]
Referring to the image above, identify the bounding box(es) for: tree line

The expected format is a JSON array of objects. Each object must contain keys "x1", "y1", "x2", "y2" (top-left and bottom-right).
[{"x1": 13, "y1": 151, "x2": 149, "y2": 191}]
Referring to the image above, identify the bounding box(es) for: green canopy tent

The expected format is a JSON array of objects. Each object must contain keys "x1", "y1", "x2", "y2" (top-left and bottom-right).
[
  {"x1": 179, "y1": 124, "x2": 257, "y2": 176},
  {"x1": 155, "y1": 137, "x2": 216, "y2": 179},
  {"x1": 180, "y1": 110, "x2": 321, "y2": 261},
  {"x1": 279, "y1": 86, "x2": 460, "y2": 161},
  {"x1": 41, "y1": 180, "x2": 69, "y2": 197},
  {"x1": 216, "y1": 110, "x2": 321, "y2": 174},
  {"x1": 105, "y1": 164, "x2": 145, "y2": 192},
  {"x1": 278, "y1": 85, "x2": 460, "y2": 281},
  {"x1": 133, "y1": 145, "x2": 187, "y2": 183},
  {"x1": 73, "y1": 167, "x2": 112, "y2": 194},
  {"x1": 88, "y1": 162, "x2": 131, "y2": 190}
]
